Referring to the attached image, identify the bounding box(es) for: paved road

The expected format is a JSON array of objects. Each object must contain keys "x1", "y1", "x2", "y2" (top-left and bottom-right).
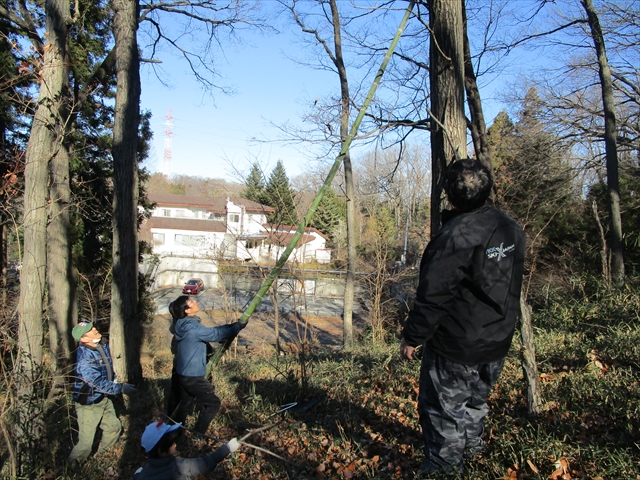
[{"x1": 152, "y1": 286, "x2": 364, "y2": 318}]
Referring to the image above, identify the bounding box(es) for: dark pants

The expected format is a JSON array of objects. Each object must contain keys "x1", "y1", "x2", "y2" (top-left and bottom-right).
[
  {"x1": 167, "y1": 369, "x2": 181, "y2": 417},
  {"x1": 418, "y1": 347, "x2": 505, "y2": 474},
  {"x1": 172, "y1": 375, "x2": 221, "y2": 434}
]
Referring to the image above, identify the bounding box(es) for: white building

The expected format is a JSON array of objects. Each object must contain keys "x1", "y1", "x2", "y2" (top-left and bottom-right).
[
  {"x1": 142, "y1": 194, "x2": 332, "y2": 287},
  {"x1": 239, "y1": 224, "x2": 332, "y2": 265},
  {"x1": 147, "y1": 193, "x2": 271, "y2": 260}
]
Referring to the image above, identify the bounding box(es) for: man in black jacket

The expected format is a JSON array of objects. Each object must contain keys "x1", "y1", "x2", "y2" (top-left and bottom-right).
[{"x1": 400, "y1": 159, "x2": 525, "y2": 475}]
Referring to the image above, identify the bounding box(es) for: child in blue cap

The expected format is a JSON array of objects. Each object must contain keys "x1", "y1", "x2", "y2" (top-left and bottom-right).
[{"x1": 134, "y1": 421, "x2": 240, "y2": 479}]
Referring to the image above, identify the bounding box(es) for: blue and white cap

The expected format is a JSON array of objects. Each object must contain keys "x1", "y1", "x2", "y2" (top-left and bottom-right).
[{"x1": 141, "y1": 421, "x2": 182, "y2": 452}]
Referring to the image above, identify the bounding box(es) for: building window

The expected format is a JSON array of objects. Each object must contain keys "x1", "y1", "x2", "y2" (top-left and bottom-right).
[
  {"x1": 229, "y1": 214, "x2": 240, "y2": 223},
  {"x1": 152, "y1": 233, "x2": 165, "y2": 246},
  {"x1": 162, "y1": 209, "x2": 171, "y2": 217},
  {"x1": 175, "y1": 209, "x2": 186, "y2": 218}
]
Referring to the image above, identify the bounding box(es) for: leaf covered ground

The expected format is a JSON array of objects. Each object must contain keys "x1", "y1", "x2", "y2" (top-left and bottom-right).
[{"x1": 39, "y1": 285, "x2": 640, "y2": 479}]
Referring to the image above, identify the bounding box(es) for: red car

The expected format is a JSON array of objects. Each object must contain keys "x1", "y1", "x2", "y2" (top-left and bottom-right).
[{"x1": 182, "y1": 278, "x2": 204, "y2": 295}]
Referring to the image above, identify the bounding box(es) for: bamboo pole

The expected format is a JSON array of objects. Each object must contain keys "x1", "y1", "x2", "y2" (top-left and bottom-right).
[{"x1": 208, "y1": 1, "x2": 416, "y2": 371}]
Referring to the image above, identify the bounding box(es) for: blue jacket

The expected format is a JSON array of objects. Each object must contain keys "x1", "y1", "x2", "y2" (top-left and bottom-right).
[
  {"x1": 72, "y1": 343, "x2": 123, "y2": 405},
  {"x1": 174, "y1": 316, "x2": 240, "y2": 377}
]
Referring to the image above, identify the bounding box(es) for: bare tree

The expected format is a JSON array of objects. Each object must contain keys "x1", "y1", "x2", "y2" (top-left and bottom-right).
[
  {"x1": 495, "y1": 0, "x2": 637, "y2": 282},
  {"x1": 138, "y1": 1, "x2": 269, "y2": 92},
  {"x1": 107, "y1": 0, "x2": 267, "y2": 381},
  {"x1": 281, "y1": 0, "x2": 360, "y2": 347},
  {"x1": 462, "y1": 3, "x2": 492, "y2": 177},
  {"x1": 581, "y1": 0, "x2": 624, "y2": 283},
  {"x1": 356, "y1": 145, "x2": 431, "y2": 251}
]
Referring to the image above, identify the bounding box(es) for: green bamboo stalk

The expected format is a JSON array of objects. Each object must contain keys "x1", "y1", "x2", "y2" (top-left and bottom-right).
[{"x1": 208, "y1": 1, "x2": 415, "y2": 372}]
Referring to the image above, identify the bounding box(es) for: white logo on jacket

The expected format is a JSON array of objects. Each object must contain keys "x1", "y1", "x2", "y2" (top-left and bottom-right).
[{"x1": 486, "y1": 243, "x2": 515, "y2": 261}]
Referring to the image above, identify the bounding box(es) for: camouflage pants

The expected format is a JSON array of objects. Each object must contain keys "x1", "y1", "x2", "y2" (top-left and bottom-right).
[{"x1": 418, "y1": 347, "x2": 505, "y2": 474}]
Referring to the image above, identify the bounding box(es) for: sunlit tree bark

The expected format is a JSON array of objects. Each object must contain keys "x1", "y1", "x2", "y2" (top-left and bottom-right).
[
  {"x1": 46, "y1": 16, "x2": 75, "y2": 371},
  {"x1": 16, "y1": 0, "x2": 69, "y2": 470}
]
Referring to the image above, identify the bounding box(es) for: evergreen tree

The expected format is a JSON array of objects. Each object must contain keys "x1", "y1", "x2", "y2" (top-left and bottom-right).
[
  {"x1": 264, "y1": 160, "x2": 298, "y2": 226},
  {"x1": 489, "y1": 90, "x2": 581, "y2": 282},
  {"x1": 310, "y1": 187, "x2": 345, "y2": 243},
  {"x1": 242, "y1": 162, "x2": 266, "y2": 203},
  {"x1": 0, "y1": 25, "x2": 30, "y2": 279}
]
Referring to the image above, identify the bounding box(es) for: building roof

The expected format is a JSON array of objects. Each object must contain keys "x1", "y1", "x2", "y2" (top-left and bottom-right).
[
  {"x1": 148, "y1": 193, "x2": 274, "y2": 213},
  {"x1": 270, "y1": 232, "x2": 315, "y2": 246},
  {"x1": 149, "y1": 217, "x2": 227, "y2": 233},
  {"x1": 240, "y1": 231, "x2": 315, "y2": 247},
  {"x1": 264, "y1": 224, "x2": 329, "y2": 240}
]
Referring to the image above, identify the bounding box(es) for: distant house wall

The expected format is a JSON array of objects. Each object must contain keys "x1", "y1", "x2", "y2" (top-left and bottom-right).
[
  {"x1": 144, "y1": 194, "x2": 332, "y2": 282},
  {"x1": 152, "y1": 228, "x2": 225, "y2": 257},
  {"x1": 314, "y1": 249, "x2": 332, "y2": 264}
]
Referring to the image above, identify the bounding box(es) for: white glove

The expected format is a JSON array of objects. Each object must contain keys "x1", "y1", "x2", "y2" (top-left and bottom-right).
[{"x1": 227, "y1": 438, "x2": 240, "y2": 453}]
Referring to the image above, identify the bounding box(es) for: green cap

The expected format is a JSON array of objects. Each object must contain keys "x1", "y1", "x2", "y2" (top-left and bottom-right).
[{"x1": 72, "y1": 321, "x2": 94, "y2": 342}]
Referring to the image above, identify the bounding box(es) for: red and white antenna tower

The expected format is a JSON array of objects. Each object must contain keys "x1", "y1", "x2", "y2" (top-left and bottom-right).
[{"x1": 163, "y1": 110, "x2": 174, "y2": 177}]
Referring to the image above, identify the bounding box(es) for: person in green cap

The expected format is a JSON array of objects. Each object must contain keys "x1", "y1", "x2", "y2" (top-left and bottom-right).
[{"x1": 68, "y1": 320, "x2": 137, "y2": 463}]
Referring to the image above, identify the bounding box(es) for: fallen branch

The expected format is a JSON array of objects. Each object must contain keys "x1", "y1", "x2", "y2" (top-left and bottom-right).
[
  {"x1": 239, "y1": 419, "x2": 284, "y2": 442},
  {"x1": 239, "y1": 440, "x2": 301, "y2": 468}
]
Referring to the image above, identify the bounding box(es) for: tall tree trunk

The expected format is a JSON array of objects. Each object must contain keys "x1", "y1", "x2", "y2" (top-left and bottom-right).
[
  {"x1": 47, "y1": 31, "x2": 75, "y2": 374},
  {"x1": 16, "y1": 0, "x2": 69, "y2": 471},
  {"x1": 461, "y1": 4, "x2": 493, "y2": 177},
  {"x1": 427, "y1": 0, "x2": 467, "y2": 234},
  {"x1": 581, "y1": 0, "x2": 624, "y2": 284},
  {"x1": 110, "y1": 0, "x2": 142, "y2": 382},
  {"x1": 48, "y1": 145, "x2": 76, "y2": 378},
  {"x1": 343, "y1": 156, "x2": 356, "y2": 348},
  {"x1": 326, "y1": 0, "x2": 355, "y2": 348}
]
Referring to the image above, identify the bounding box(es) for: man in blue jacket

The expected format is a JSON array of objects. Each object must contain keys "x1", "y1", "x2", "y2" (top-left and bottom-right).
[
  {"x1": 400, "y1": 159, "x2": 525, "y2": 475},
  {"x1": 170, "y1": 296, "x2": 245, "y2": 434},
  {"x1": 68, "y1": 321, "x2": 137, "y2": 463}
]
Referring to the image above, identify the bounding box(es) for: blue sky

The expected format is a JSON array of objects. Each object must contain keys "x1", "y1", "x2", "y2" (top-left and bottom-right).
[
  {"x1": 140, "y1": 27, "x2": 336, "y2": 183},
  {"x1": 137, "y1": 2, "x2": 551, "y2": 184}
]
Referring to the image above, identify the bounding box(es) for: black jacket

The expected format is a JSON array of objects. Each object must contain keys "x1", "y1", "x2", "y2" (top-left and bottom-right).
[{"x1": 403, "y1": 204, "x2": 525, "y2": 365}]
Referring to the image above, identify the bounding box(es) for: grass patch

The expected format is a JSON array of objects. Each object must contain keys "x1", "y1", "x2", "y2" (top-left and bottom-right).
[{"x1": 10, "y1": 283, "x2": 640, "y2": 479}]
